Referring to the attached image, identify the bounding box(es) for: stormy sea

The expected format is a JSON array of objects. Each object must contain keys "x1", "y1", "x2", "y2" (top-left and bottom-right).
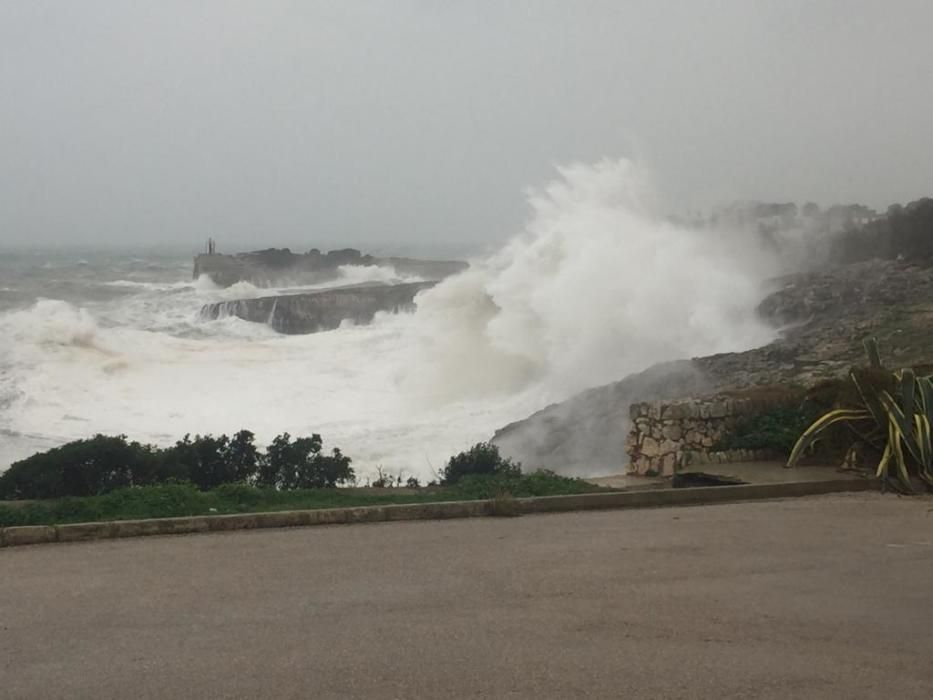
[{"x1": 0, "y1": 160, "x2": 776, "y2": 480}]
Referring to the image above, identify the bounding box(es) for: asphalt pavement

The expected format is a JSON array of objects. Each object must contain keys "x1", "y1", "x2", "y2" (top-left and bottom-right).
[{"x1": 2, "y1": 492, "x2": 932, "y2": 699}]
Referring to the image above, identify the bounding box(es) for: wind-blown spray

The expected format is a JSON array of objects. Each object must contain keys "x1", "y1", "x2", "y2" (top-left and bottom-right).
[
  {"x1": 404, "y1": 158, "x2": 776, "y2": 405},
  {"x1": 0, "y1": 159, "x2": 778, "y2": 479}
]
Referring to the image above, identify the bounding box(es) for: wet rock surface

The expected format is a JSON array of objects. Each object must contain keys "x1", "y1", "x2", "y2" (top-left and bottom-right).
[
  {"x1": 200, "y1": 281, "x2": 435, "y2": 334},
  {"x1": 193, "y1": 247, "x2": 467, "y2": 287},
  {"x1": 493, "y1": 259, "x2": 933, "y2": 472}
]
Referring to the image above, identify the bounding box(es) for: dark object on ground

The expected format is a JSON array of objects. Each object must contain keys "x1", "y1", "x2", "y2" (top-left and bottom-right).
[{"x1": 671, "y1": 471, "x2": 746, "y2": 488}]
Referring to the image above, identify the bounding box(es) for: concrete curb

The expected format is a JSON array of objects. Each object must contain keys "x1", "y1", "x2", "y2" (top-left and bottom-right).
[{"x1": 0, "y1": 478, "x2": 877, "y2": 549}]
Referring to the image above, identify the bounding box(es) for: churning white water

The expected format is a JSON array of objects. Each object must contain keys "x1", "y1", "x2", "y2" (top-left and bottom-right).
[{"x1": 0, "y1": 159, "x2": 776, "y2": 479}]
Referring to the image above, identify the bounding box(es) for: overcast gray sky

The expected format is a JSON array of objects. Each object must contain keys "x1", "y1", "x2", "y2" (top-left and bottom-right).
[{"x1": 1, "y1": 0, "x2": 932, "y2": 251}]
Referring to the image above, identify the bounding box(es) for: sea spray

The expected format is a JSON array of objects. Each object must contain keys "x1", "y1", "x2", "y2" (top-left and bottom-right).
[
  {"x1": 402, "y1": 158, "x2": 777, "y2": 404},
  {"x1": 0, "y1": 159, "x2": 778, "y2": 479}
]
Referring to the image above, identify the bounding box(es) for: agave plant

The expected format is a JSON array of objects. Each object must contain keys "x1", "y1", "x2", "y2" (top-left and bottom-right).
[{"x1": 787, "y1": 338, "x2": 933, "y2": 492}]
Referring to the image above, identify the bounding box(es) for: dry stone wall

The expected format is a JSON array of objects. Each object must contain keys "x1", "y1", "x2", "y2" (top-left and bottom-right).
[{"x1": 625, "y1": 396, "x2": 786, "y2": 476}]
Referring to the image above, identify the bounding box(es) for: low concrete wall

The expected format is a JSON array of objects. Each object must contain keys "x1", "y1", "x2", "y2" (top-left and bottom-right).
[
  {"x1": 0, "y1": 478, "x2": 876, "y2": 548},
  {"x1": 626, "y1": 394, "x2": 797, "y2": 476}
]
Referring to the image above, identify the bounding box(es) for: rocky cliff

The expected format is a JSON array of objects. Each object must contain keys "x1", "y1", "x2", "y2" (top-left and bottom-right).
[
  {"x1": 492, "y1": 259, "x2": 933, "y2": 474},
  {"x1": 193, "y1": 248, "x2": 467, "y2": 287},
  {"x1": 200, "y1": 281, "x2": 435, "y2": 334}
]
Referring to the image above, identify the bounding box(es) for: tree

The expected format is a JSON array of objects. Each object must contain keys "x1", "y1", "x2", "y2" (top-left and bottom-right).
[
  {"x1": 257, "y1": 433, "x2": 354, "y2": 489},
  {"x1": 440, "y1": 442, "x2": 521, "y2": 485},
  {"x1": 0, "y1": 434, "x2": 160, "y2": 499}
]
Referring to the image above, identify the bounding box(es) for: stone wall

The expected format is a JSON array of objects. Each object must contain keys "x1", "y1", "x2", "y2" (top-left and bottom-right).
[{"x1": 625, "y1": 395, "x2": 790, "y2": 476}]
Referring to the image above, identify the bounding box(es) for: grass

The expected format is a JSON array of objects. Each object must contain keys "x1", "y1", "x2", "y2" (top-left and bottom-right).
[{"x1": 0, "y1": 472, "x2": 607, "y2": 528}]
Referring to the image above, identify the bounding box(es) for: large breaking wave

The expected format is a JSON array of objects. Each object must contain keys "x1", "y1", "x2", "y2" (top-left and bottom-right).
[{"x1": 0, "y1": 159, "x2": 776, "y2": 478}]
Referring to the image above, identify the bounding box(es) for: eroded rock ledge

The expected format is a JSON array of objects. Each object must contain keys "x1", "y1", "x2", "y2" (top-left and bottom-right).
[
  {"x1": 193, "y1": 247, "x2": 467, "y2": 287},
  {"x1": 200, "y1": 281, "x2": 435, "y2": 334}
]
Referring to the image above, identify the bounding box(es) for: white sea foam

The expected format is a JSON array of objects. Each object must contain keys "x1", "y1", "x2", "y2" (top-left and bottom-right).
[{"x1": 0, "y1": 158, "x2": 777, "y2": 478}]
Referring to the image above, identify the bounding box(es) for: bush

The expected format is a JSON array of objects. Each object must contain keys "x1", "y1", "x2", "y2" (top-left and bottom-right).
[
  {"x1": 0, "y1": 434, "x2": 160, "y2": 500},
  {"x1": 450, "y1": 470, "x2": 598, "y2": 499},
  {"x1": 788, "y1": 338, "x2": 933, "y2": 492},
  {"x1": 440, "y1": 442, "x2": 521, "y2": 485},
  {"x1": 715, "y1": 406, "x2": 817, "y2": 455},
  {"x1": 160, "y1": 430, "x2": 260, "y2": 490},
  {"x1": 0, "y1": 429, "x2": 351, "y2": 500},
  {"x1": 256, "y1": 433, "x2": 354, "y2": 489}
]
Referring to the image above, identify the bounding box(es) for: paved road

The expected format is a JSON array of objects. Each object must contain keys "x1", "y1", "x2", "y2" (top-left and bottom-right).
[{"x1": 3, "y1": 493, "x2": 933, "y2": 699}]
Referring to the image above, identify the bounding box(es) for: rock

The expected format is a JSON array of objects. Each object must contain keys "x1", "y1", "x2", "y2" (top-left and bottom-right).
[
  {"x1": 709, "y1": 401, "x2": 728, "y2": 418},
  {"x1": 200, "y1": 282, "x2": 435, "y2": 334},
  {"x1": 494, "y1": 259, "x2": 933, "y2": 475},
  {"x1": 193, "y1": 248, "x2": 468, "y2": 288},
  {"x1": 640, "y1": 436, "x2": 661, "y2": 458}
]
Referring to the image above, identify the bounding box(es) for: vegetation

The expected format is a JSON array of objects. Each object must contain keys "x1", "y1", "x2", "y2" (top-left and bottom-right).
[
  {"x1": 0, "y1": 482, "x2": 441, "y2": 528},
  {"x1": 448, "y1": 469, "x2": 599, "y2": 499},
  {"x1": 828, "y1": 197, "x2": 933, "y2": 263},
  {"x1": 715, "y1": 405, "x2": 817, "y2": 455},
  {"x1": 0, "y1": 471, "x2": 602, "y2": 528},
  {"x1": 0, "y1": 431, "x2": 353, "y2": 500},
  {"x1": 714, "y1": 385, "x2": 838, "y2": 457},
  {"x1": 787, "y1": 338, "x2": 933, "y2": 492},
  {"x1": 439, "y1": 442, "x2": 521, "y2": 485},
  {"x1": 0, "y1": 439, "x2": 602, "y2": 527}
]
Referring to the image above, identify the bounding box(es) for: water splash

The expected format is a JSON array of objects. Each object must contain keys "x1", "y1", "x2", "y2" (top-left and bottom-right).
[
  {"x1": 403, "y1": 158, "x2": 776, "y2": 404},
  {"x1": 0, "y1": 158, "x2": 778, "y2": 478}
]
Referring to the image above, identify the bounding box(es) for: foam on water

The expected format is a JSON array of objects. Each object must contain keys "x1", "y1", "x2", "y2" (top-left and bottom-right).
[{"x1": 0, "y1": 159, "x2": 777, "y2": 478}]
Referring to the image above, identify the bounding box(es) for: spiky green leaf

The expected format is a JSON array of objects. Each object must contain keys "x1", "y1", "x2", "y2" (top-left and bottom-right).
[
  {"x1": 863, "y1": 337, "x2": 882, "y2": 369},
  {"x1": 786, "y1": 409, "x2": 872, "y2": 467},
  {"x1": 877, "y1": 390, "x2": 924, "y2": 466}
]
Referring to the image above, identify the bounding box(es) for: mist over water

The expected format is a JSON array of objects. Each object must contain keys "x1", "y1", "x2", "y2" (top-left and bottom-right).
[{"x1": 0, "y1": 159, "x2": 777, "y2": 479}]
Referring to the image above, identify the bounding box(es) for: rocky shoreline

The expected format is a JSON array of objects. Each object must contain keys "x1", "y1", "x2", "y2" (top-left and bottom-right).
[
  {"x1": 194, "y1": 247, "x2": 467, "y2": 288},
  {"x1": 492, "y1": 259, "x2": 933, "y2": 473},
  {"x1": 200, "y1": 281, "x2": 435, "y2": 334}
]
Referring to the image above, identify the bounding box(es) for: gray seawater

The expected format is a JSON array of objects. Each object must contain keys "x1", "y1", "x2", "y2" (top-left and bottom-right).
[
  {"x1": 0, "y1": 246, "x2": 524, "y2": 479},
  {"x1": 0, "y1": 249, "x2": 192, "y2": 312},
  {"x1": 0, "y1": 249, "x2": 197, "y2": 467}
]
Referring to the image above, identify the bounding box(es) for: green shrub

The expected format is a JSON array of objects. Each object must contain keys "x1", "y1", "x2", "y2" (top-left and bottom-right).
[
  {"x1": 788, "y1": 338, "x2": 933, "y2": 492},
  {"x1": 161, "y1": 430, "x2": 260, "y2": 490},
  {"x1": 715, "y1": 406, "x2": 817, "y2": 455},
  {"x1": 257, "y1": 433, "x2": 354, "y2": 489},
  {"x1": 0, "y1": 434, "x2": 160, "y2": 500},
  {"x1": 0, "y1": 483, "x2": 209, "y2": 526},
  {"x1": 450, "y1": 470, "x2": 598, "y2": 499},
  {"x1": 0, "y1": 429, "x2": 351, "y2": 500},
  {"x1": 440, "y1": 442, "x2": 521, "y2": 485}
]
